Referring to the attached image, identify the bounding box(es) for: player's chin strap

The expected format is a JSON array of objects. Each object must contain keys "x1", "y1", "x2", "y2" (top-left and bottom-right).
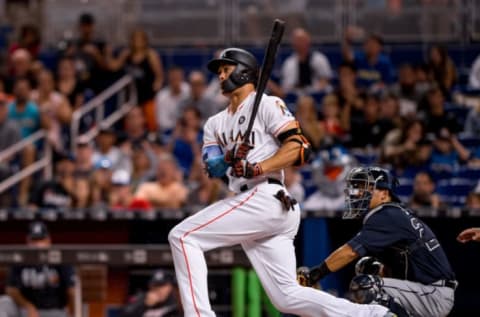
[{"x1": 277, "y1": 121, "x2": 312, "y2": 166}]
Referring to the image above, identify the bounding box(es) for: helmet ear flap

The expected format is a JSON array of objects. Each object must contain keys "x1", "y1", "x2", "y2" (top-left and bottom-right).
[
  {"x1": 229, "y1": 67, "x2": 246, "y2": 84},
  {"x1": 224, "y1": 64, "x2": 257, "y2": 92},
  {"x1": 238, "y1": 68, "x2": 249, "y2": 82}
]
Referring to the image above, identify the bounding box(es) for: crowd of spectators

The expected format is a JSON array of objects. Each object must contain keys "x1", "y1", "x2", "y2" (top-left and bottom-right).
[
  {"x1": 276, "y1": 26, "x2": 480, "y2": 214},
  {"x1": 0, "y1": 15, "x2": 479, "y2": 216}
]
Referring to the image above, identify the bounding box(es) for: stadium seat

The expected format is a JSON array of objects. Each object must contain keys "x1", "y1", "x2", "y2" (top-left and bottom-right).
[
  {"x1": 456, "y1": 166, "x2": 480, "y2": 182},
  {"x1": 285, "y1": 92, "x2": 299, "y2": 112},
  {"x1": 310, "y1": 91, "x2": 326, "y2": 105},
  {"x1": 351, "y1": 149, "x2": 380, "y2": 165},
  {"x1": 457, "y1": 133, "x2": 480, "y2": 149},
  {"x1": 444, "y1": 103, "x2": 470, "y2": 123},
  {"x1": 299, "y1": 166, "x2": 318, "y2": 198},
  {"x1": 396, "y1": 177, "x2": 414, "y2": 198},
  {"x1": 429, "y1": 165, "x2": 454, "y2": 181},
  {"x1": 436, "y1": 178, "x2": 475, "y2": 207},
  {"x1": 458, "y1": 87, "x2": 480, "y2": 95}
]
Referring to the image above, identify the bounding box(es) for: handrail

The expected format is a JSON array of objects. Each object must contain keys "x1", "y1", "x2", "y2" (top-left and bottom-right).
[
  {"x1": 0, "y1": 74, "x2": 135, "y2": 196},
  {"x1": 0, "y1": 130, "x2": 45, "y2": 163},
  {"x1": 79, "y1": 100, "x2": 136, "y2": 142},
  {"x1": 0, "y1": 130, "x2": 52, "y2": 193},
  {"x1": 70, "y1": 74, "x2": 137, "y2": 152},
  {"x1": 71, "y1": 75, "x2": 132, "y2": 122}
]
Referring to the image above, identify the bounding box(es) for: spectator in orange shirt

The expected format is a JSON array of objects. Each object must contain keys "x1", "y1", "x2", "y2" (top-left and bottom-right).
[
  {"x1": 134, "y1": 155, "x2": 189, "y2": 209},
  {"x1": 109, "y1": 169, "x2": 152, "y2": 211},
  {"x1": 320, "y1": 94, "x2": 345, "y2": 141}
]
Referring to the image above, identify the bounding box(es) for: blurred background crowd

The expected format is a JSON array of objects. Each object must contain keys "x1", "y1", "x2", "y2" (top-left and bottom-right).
[
  {"x1": 0, "y1": 0, "x2": 479, "y2": 215},
  {"x1": 0, "y1": 0, "x2": 479, "y2": 316}
]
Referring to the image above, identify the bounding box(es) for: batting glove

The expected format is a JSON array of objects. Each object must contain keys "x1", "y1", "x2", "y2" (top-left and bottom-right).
[
  {"x1": 225, "y1": 142, "x2": 254, "y2": 165},
  {"x1": 232, "y1": 160, "x2": 263, "y2": 178},
  {"x1": 235, "y1": 142, "x2": 254, "y2": 160},
  {"x1": 297, "y1": 266, "x2": 312, "y2": 287},
  {"x1": 204, "y1": 155, "x2": 229, "y2": 178}
]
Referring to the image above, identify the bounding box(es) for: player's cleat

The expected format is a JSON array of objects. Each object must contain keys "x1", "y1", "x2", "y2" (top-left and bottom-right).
[
  {"x1": 386, "y1": 300, "x2": 411, "y2": 317},
  {"x1": 374, "y1": 297, "x2": 411, "y2": 317}
]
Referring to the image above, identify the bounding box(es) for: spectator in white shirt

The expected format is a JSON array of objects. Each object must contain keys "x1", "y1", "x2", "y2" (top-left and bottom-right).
[
  {"x1": 281, "y1": 27, "x2": 333, "y2": 94},
  {"x1": 179, "y1": 70, "x2": 221, "y2": 121},
  {"x1": 92, "y1": 125, "x2": 132, "y2": 174},
  {"x1": 154, "y1": 66, "x2": 190, "y2": 135},
  {"x1": 469, "y1": 54, "x2": 480, "y2": 89}
]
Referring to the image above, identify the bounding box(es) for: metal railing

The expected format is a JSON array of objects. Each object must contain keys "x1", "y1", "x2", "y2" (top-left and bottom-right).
[
  {"x1": 70, "y1": 74, "x2": 137, "y2": 153},
  {"x1": 0, "y1": 74, "x2": 136, "y2": 196},
  {"x1": 37, "y1": 0, "x2": 480, "y2": 47},
  {"x1": 0, "y1": 130, "x2": 52, "y2": 194}
]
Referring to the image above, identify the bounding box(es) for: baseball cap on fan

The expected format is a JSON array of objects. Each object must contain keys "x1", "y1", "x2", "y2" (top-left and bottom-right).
[
  {"x1": 149, "y1": 270, "x2": 176, "y2": 287},
  {"x1": 28, "y1": 221, "x2": 49, "y2": 240},
  {"x1": 111, "y1": 169, "x2": 131, "y2": 186}
]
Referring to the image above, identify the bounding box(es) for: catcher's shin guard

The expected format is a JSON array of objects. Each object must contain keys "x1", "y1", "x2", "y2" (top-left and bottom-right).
[{"x1": 349, "y1": 275, "x2": 411, "y2": 317}]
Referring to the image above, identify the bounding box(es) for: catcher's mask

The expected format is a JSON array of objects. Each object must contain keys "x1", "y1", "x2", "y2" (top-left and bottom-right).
[
  {"x1": 343, "y1": 167, "x2": 374, "y2": 219},
  {"x1": 343, "y1": 166, "x2": 400, "y2": 219}
]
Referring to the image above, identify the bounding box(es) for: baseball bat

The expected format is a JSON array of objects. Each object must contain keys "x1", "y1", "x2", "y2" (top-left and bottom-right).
[{"x1": 244, "y1": 19, "x2": 285, "y2": 144}]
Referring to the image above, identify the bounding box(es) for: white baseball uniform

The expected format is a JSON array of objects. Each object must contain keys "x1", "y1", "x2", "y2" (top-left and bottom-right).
[{"x1": 168, "y1": 92, "x2": 390, "y2": 316}]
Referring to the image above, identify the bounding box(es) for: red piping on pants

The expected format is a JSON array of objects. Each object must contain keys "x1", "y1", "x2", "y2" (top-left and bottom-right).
[{"x1": 180, "y1": 188, "x2": 258, "y2": 316}]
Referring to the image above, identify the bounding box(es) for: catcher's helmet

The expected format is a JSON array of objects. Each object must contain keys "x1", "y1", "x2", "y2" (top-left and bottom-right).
[
  {"x1": 207, "y1": 48, "x2": 259, "y2": 93},
  {"x1": 343, "y1": 166, "x2": 400, "y2": 219}
]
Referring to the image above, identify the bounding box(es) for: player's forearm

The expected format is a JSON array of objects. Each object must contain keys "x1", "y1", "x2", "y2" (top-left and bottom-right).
[
  {"x1": 308, "y1": 245, "x2": 359, "y2": 284},
  {"x1": 325, "y1": 244, "x2": 359, "y2": 272},
  {"x1": 258, "y1": 141, "x2": 300, "y2": 174}
]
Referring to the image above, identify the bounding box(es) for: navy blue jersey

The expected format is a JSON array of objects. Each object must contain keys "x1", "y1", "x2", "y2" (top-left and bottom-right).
[
  {"x1": 347, "y1": 203, "x2": 455, "y2": 285},
  {"x1": 7, "y1": 265, "x2": 75, "y2": 309}
]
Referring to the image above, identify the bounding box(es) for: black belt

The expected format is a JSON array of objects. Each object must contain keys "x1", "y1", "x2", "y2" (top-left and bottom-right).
[
  {"x1": 432, "y1": 280, "x2": 458, "y2": 290},
  {"x1": 240, "y1": 178, "x2": 283, "y2": 192}
]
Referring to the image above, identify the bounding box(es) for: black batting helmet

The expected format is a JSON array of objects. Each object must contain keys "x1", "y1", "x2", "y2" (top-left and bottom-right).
[{"x1": 207, "y1": 48, "x2": 259, "y2": 93}]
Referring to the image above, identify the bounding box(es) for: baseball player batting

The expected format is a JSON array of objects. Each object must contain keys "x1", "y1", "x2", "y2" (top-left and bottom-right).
[
  {"x1": 168, "y1": 47, "x2": 399, "y2": 316},
  {"x1": 298, "y1": 166, "x2": 457, "y2": 317}
]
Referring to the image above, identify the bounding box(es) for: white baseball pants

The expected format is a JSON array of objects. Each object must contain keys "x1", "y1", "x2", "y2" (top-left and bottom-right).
[{"x1": 169, "y1": 182, "x2": 389, "y2": 317}]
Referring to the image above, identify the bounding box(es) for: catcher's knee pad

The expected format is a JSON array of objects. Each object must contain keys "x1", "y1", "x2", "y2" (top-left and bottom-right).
[
  {"x1": 355, "y1": 256, "x2": 383, "y2": 275},
  {"x1": 350, "y1": 275, "x2": 411, "y2": 317},
  {"x1": 349, "y1": 274, "x2": 383, "y2": 304}
]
